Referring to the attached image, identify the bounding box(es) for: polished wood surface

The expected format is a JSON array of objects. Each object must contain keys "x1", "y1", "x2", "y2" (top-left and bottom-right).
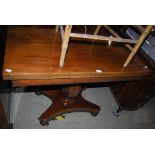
[
  {"x1": 39, "y1": 86, "x2": 100, "y2": 125},
  {"x1": 12, "y1": 75, "x2": 142, "y2": 87},
  {"x1": 3, "y1": 27, "x2": 152, "y2": 81}
]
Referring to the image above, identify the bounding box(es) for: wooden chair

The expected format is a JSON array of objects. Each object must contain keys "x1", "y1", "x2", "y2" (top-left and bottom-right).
[{"x1": 56, "y1": 25, "x2": 153, "y2": 67}]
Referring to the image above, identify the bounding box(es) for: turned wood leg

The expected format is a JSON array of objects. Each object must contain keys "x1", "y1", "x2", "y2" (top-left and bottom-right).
[{"x1": 38, "y1": 86, "x2": 100, "y2": 126}]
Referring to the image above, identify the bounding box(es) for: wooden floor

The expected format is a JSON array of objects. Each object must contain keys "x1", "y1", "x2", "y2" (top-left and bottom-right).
[{"x1": 3, "y1": 26, "x2": 152, "y2": 82}]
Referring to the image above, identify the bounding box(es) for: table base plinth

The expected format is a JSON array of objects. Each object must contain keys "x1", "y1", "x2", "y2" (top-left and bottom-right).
[{"x1": 38, "y1": 86, "x2": 100, "y2": 126}]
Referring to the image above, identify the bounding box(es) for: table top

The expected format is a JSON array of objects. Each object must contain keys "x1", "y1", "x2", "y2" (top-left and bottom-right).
[{"x1": 3, "y1": 26, "x2": 152, "y2": 86}]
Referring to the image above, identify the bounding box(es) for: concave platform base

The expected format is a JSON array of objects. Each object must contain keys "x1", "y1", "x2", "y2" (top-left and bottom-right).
[{"x1": 38, "y1": 86, "x2": 100, "y2": 126}]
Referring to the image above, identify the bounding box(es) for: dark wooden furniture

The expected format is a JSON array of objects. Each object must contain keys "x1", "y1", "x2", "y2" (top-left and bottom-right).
[
  {"x1": 111, "y1": 69, "x2": 155, "y2": 114},
  {"x1": 110, "y1": 25, "x2": 155, "y2": 115},
  {"x1": 0, "y1": 26, "x2": 12, "y2": 129},
  {"x1": 0, "y1": 99, "x2": 12, "y2": 129},
  {"x1": 3, "y1": 26, "x2": 153, "y2": 125}
]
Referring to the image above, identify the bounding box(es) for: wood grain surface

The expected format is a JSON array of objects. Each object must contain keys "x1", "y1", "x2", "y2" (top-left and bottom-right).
[{"x1": 3, "y1": 26, "x2": 152, "y2": 82}]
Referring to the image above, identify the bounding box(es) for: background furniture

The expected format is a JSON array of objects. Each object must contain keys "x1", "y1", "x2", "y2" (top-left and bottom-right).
[
  {"x1": 0, "y1": 26, "x2": 12, "y2": 128},
  {"x1": 111, "y1": 74, "x2": 155, "y2": 114},
  {"x1": 0, "y1": 99, "x2": 12, "y2": 129},
  {"x1": 111, "y1": 25, "x2": 155, "y2": 114}
]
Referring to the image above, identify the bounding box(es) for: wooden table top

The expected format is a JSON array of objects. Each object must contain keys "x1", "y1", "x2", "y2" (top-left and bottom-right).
[{"x1": 2, "y1": 26, "x2": 152, "y2": 86}]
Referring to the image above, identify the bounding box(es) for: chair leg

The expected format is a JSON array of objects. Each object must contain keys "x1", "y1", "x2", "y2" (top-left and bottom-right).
[
  {"x1": 59, "y1": 25, "x2": 72, "y2": 67},
  {"x1": 55, "y1": 25, "x2": 59, "y2": 32}
]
